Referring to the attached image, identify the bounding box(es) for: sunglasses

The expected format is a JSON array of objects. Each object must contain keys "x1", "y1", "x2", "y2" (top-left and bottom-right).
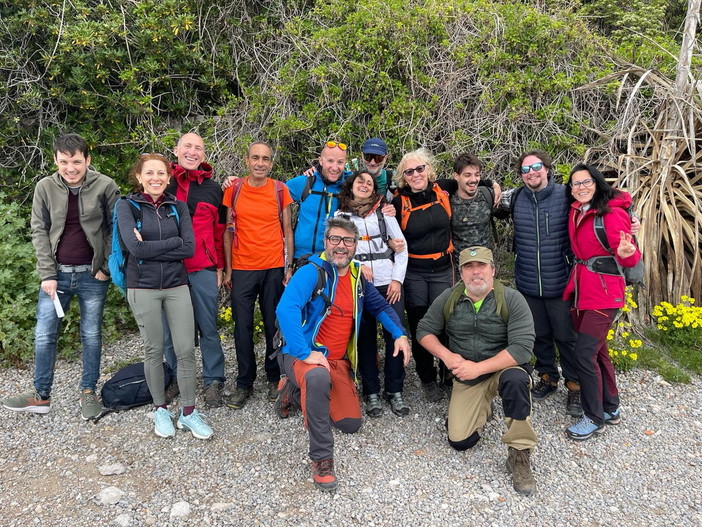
[
  {"x1": 520, "y1": 162, "x2": 544, "y2": 174},
  {"x1": 570, "y1": 178, "x2": 595, "y2": 189},
  {"x1": 326, "y1": 235, "x2": 357, "y2": 247},
  {"x1": 403, "y1": 165, "x2": 427, "y2": 177},
  {"x1": 363, "y1": 154, "x2": 385, "y2": 163},
  {"x1": 325, "y1": 141, "x2": 347, "y2": 151}
]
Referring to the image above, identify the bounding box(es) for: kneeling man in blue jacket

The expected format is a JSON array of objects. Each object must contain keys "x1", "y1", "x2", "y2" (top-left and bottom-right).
[{"x1": 275, "y1": 216, "x2": 410, "y2": 492}]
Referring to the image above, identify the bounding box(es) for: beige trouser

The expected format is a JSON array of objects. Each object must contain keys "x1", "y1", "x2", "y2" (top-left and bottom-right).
[{"x1": 448, "y1": 367, "x2": 537, "y2": 450}]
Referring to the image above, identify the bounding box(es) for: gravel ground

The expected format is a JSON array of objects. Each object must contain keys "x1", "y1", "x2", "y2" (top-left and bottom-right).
[{"x1": 0, "y1": 335, "x2": 700, "y2": 527}]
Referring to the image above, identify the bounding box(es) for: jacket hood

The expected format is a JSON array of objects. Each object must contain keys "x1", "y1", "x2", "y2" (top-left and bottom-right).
[{"x1": 171, "y1": 162, "x2": 213, "y2": 183}]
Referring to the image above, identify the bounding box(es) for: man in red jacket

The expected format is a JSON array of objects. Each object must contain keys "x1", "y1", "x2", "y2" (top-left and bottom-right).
[{"x1": 163, "y1": 132, "x2": 227, "y2": 408}]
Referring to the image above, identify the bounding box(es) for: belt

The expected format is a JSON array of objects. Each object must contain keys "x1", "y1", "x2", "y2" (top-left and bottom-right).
[{"x1": 58, "y1": 264, "x2": 92, "y2": 273}]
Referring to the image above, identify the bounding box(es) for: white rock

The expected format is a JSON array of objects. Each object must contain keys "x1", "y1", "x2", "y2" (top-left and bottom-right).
[
  {"x1": 170, "y1": 501, "x2": 191, "y2": 519},
  {"x1": 98, "y1": 486, "x2": 125, "y2": 506},
  {"x1": 210, "y1": 502, "x2": 233, "y2": 512},
  {"x1": 113, "y1": 513, "x2": 131, "y2": 526},
  {"x1": 99, "y1": 463, "x2": 127, "y2": 476}
]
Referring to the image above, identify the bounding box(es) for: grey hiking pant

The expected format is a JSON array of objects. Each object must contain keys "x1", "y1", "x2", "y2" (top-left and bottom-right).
[{"x1": 127, "y1": 285, "x2": 197, "y2": 406}]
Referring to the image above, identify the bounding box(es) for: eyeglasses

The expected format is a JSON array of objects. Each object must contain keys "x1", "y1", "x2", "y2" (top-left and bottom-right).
[
  {"x1": 326, "y1": 235, "x2": 357, "y2": 247},
  {"x1": 570, "y1": 178, "x2": 595, "y2": 189},
  {"x1": 325, "y1": 141, "x2": 347, "y2": 151},
  {"x1": 520, "y1": 162, "x2": 544, "y2": 174},
  {"x1": 403, "y1": 165, "x2": 426, "y2": 177},
  {"x1": 364, "y1": 154, "x2": 385, "y2": 163}
]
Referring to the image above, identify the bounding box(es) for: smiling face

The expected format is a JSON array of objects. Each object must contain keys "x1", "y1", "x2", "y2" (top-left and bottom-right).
[
  {"x1": 55, "y1": 150, "x2": 90, "y2": 186},
  {"x1": 318, "y1": 145, "x2": 347, "y2": 182},
  {"x1": 174, "y1": 133, "x2": 205, "y2": 171},
  {"x1": 454, "y1": 164, "x2": 481, "y2": 198},
  {"x1": 520, "y1": 154, "x2": 549, "y2": 192},
  {"x1": 460, "y1": 261, "x2": 495, "y2": 300},
  {"x1": 245, "y1": 143, "x2": 273, "y2": 182},
  {"x1": 402, "y1": 157, "x2": 429, "y2": 192},
  {"x1": 137, "y1": 159, "x2": 170, "y2": 200},
  {"x1": 570, "y1": 169, "x2": 596, "y2": 206},
  {"x1": 361, "y1": 153, "x2": 387, "y2": 177},
  {"x1": 324, "y1": 227, "x2": 357, "y2": 269},
  {"x1": 351, "y1": 172, "x2": 375, "y2": 200}
]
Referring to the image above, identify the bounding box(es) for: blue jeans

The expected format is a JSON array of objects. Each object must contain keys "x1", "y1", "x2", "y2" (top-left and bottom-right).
[
  {"x1": 164, "y1": 269, "x2": 225, "y2": 386},
  {"x1": 34, "y1": 271, "x2": 109, "y2": 398}
]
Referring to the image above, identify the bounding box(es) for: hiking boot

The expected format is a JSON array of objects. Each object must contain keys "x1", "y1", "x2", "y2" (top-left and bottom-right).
[
  {"x1": 274, "y1": 377, "x2": 293, "y2": 419},
  {"x1": 177, "y1": 409, "x2": 213, "y2": 440},
  {"x1": 311, "y1": 458, "x2": 337, "y2": 492},
  {"x1": 164, "y1": 380, "x2": 180, "y2": 404},
  {"x1": 422, "y1": 381, "x2": 444, "y2": 403},
  {"x1": 531, "y1": 374, "x2": 558, "y2": 400},
  {"x1": 2, "y1": 390, "x2": 51, "y2": 414},
  {"x1": 383, "y1": 391, "x2": 410, "y2": 417},
  {"x1": 267, "y1": 381, "x2": 279, "y2": 403},
  {"x1": 153, "y1": 407, "x2": 175, "y2": 438},
  {"x1": 506, "y1": 447, "x2": 536, "y2": 496},
  {"x1": 364, "y1": 393, "x2": 383, "y2": 418},
  {"x1": 79, "y1": 389, "x2": 103, "y2": 421},
  {"x1": 203, "y1": 381, "x2": 223, "y2": 409},
  {"x1": 604, "y1": 408, "x2": 622, "y2": 425},
  {"x1": 566, "y1": 416, "x2": 605, "y2": 441},
  {"x1": 225, "y1": 386, "x2": 253, "y2": 410},
  {"x1": 566, "y1": 388, "x2": 583, "y2": 418}
]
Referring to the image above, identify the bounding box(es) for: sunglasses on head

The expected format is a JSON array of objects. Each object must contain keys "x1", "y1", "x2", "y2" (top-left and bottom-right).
[
  {"x1": 325, "y1": 141, "x2": 347, "y2": 151},
  {"x1": 520, "y1": 162, "x2": 544, "y2": 174},
  {"x1": 403, "y1": 165, "x2": 426, "y2": 177},
  {"x1": 363, "y1": 153, "x2": 385, "y2": 163}
]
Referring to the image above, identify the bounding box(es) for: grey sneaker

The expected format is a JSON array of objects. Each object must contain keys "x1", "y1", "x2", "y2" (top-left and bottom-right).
[
  {"x1": 203, "y1": 381, "x2": 224, "y2": 409},
  {"x1": 80, "y1": 390, "x2": 103, "y2": 420},
  {"x1": 2, "y1": 390, "x2": 51, "y2": 414},
  {"x1": 383, "y1": 391, "x2": 409, "y2": 417},
  {"x1": 267, "y1": 381, "x2": 279, "y2": 403},
  {"x1": 364, "y1": 394, "x2": 383, "y2": 418},
  {"x1": 225, "y1": 387, "x2": 253, "y2": 410}
]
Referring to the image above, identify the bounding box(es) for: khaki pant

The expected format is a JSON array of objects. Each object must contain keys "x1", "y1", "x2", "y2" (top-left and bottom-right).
[{"x1": 448, "y1": 367, "x2": 537, "y2": 450}]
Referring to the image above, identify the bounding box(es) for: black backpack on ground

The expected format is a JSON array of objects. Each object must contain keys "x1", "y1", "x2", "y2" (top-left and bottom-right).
[{"x1": 94, "y1": 362, "x2": 173, "y2": 422}]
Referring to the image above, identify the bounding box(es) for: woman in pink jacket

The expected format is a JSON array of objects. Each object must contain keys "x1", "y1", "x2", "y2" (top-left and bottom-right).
[{"x1": 563, "y1": 163, "x2": 640, "y2": 441}]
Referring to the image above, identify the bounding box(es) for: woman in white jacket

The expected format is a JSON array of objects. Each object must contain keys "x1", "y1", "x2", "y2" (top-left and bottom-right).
[{"x1": 336, "y1": 171, "x2": 409, "y2": 417}]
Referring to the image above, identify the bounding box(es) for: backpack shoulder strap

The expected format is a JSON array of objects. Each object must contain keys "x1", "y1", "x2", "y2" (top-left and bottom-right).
[
  {"x1": 300, "y1": 174, "x2": 316, "y2": 202},
  {"x1": 229, "y1": 177, "x2": 245, "y2": 210},
  {"x1": 509, "y1": 186, "x2": 523, "y2": 217},
  {"x1": 375, "y1": 207, "x2": 390, "y2": 244},
  {"x1": 477, "y1": 185, "x2": 498, "y2": 242},
  {"x1": 593, "y1": 215, "x2": 613, "y2": 254},
  {"x1": 442, "y1": 282, "x2": 467, "y2": 323},
  {"x1": 493, "y1": 280, "x2": 509, "y2": 325},
  {"x1": 274, "y1": 179, "x2": 286, "y2": 226}
]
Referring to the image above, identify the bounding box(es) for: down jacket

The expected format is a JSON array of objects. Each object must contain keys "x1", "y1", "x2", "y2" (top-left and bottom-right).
[{"x1": 563, "y1": 192, "x2": 641, "y2": 310}]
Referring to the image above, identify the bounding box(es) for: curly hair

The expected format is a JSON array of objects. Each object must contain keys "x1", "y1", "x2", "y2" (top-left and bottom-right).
[{"x1": 393, "y1": 148, "x2": 437, "y2": 189}]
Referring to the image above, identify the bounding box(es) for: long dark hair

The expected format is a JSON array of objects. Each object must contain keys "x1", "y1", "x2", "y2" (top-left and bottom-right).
[
  {"x1": 567, "y1": 163, "x2": 620, "y2": 215},
  {"x1": 337, "y1": 170, "x2": 381, "y2": 212}
]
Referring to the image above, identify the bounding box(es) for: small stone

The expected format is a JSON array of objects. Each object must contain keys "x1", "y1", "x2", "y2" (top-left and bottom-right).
[
  {"x1": 210, "y1": 502, "x2": 232, "y2": 512},
  {"x1": 99, "y1": 463, "x2": 127, "y2": 476},
  {"x1": 86, "y1": 454, "x2": 98, "y2": 463},
  {"x1": 170, "y1": 501, "x2": 191, "y2": 519},
  {"x1": 113, "y1": 513, "x2": 131, "y2": 526},
  {"x1": 98, "y1": 486, "x2": 125, "y2": 506}
]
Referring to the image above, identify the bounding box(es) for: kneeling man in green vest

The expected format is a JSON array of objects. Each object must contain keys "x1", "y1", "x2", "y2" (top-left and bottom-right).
[{"x1": 417, "y1": 246, "x2": 538, "y2": 496}]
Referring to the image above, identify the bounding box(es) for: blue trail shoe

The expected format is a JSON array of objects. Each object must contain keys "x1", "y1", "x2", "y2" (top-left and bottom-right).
[
  {"x1": 566, "y1": 416, "x2": 605, "y2": 441},
  {"x1": 153, "y1": 407, "x2": 175, "y2": 438},
  {"x1": 177, "y1": 409, "x2": 213, "y2": 440},
  {"x1": 604, "y1": 408, "x2": 622, "y2": 425}
]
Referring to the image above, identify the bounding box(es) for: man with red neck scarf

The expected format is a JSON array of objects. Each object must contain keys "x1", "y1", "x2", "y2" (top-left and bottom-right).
[{"x1": 163, "y1": 132, "x2": 227, "y2": 408}]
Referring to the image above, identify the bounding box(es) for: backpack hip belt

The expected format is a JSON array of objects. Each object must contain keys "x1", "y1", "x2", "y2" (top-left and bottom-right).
[{"x1": 355, "y1": 248, "x2": 394, "y2": 262}]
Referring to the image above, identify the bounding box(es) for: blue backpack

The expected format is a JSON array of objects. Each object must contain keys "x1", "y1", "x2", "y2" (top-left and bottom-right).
[{"x1": 108, "y1": 198, "x2": 179, "y2": 294}]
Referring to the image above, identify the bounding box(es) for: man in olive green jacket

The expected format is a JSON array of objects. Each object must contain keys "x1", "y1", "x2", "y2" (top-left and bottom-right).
[{"x1": 2, "y1": 133, "x2": 120, "y2": 420}]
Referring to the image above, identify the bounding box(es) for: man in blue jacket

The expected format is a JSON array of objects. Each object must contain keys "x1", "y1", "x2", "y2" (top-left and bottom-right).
[{"x1": 275, "y1": 216, "x2": 410, "y2": 492}]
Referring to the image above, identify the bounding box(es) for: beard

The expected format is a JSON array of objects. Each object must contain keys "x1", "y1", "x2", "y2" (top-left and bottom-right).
[
  {"x1": 464, "y1": 278, "x2": 492, "y2": 298},
  {"x1": 325, "y1": 247, "x2": 354, "y2": 269}
]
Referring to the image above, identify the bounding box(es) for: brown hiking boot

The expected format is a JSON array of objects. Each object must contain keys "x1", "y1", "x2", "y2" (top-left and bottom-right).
[
  {"x1": 565, "y1": 381, "x2": 583, "y2": 417},
  {"x1": 531, "y1": 374, "x2": 557, "y2": 400},
  {"x1": 311, "y1": 458, "x2": 337, "y2": 492},
  {"x1": 203, "y1": 380, "x2": 223, "y2": 409},
  {"x1": 506, "y1": 447, "x2": 536, "y2": 496},
  {"x1": 164, "y1": 380, "x2": 180, "y2": 405}
]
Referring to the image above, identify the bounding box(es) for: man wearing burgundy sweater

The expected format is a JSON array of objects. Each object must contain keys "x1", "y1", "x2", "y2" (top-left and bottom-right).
[
  {"x1": 162, "y1": 132, "x2": 228, "y2": 408},
  {"x1": 2, "y1": 133, "x2": 120, "y2": 420}
]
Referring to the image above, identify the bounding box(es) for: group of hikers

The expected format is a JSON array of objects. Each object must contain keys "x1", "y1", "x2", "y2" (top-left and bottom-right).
[{"x1": 2, "y1": 132, "x2": 641, "y2": 496}]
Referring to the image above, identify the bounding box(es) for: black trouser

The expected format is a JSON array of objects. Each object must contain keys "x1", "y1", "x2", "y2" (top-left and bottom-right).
[
  {"x1": 231, "y1": 268, "x2": 284, "y2": 389},
  {"x1": 523, "y1": 295, "x2": 579, "y2": 385},
  {"x1": 357, "y1": 283, "x2": 407, "y2": 395},
  {"x1": 404, "y1": 267, "x2": 453, "y2": 384}
]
